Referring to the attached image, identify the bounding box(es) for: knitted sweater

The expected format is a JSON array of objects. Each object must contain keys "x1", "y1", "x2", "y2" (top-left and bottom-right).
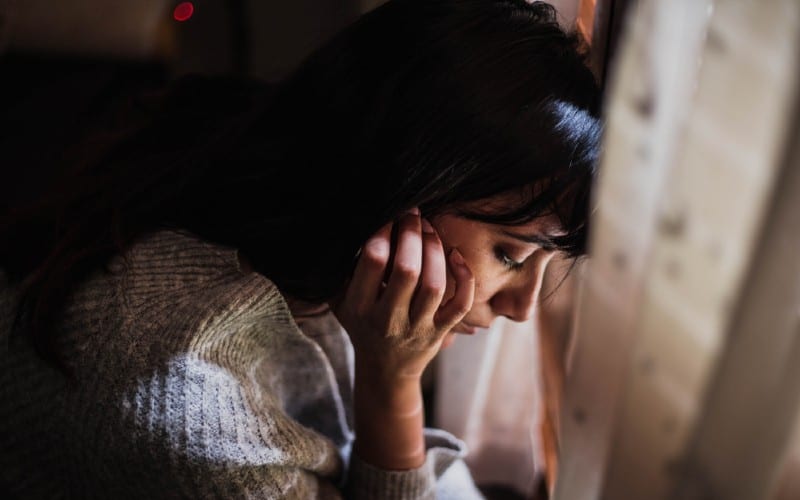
[{"x1": 0, "y1": 230, "x2": 484, "y2": 499}]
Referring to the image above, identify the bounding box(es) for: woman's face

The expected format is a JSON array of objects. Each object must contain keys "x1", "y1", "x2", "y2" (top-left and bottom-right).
[{"x1": 431, "y1": 194, "x2": 563, "y2": 341}]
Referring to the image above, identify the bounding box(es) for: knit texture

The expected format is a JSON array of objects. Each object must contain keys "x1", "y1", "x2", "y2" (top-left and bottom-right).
[{"x1": 0, "y1": 230, "x2": 483, "y2": 499}]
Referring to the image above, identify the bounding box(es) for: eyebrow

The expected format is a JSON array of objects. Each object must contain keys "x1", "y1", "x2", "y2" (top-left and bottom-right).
[{"x1": 501, "y1": 230, "x2": 560, "y2": 249}]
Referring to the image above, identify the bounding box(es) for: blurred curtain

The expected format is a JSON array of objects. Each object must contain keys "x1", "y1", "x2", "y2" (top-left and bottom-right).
[
  {"x1": 435, "y1": 317, "x2": 545, "y2": 496},
  {"x1": 434, "y1": 258, "x2": 582, "y2": 498}
]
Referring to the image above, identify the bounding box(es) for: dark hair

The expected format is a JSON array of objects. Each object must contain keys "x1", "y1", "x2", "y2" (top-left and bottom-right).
[{"x1": 1, "y1": 0, "x2": 602, "y2": 365}]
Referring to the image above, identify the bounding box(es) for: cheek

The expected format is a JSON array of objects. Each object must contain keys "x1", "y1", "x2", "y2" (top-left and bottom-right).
[
  {"x1": 441, "y1": 260, "x2": 495, "y2": 304},
  {"x1": 430, "y1": 215, "x2": 499, "y2": 304},
  {"x1": 471, "y1": 270, "x2": 502, "y2": 303},
  {"x1": 463, "y1": 248, "x2": 503, "y2": 297}
]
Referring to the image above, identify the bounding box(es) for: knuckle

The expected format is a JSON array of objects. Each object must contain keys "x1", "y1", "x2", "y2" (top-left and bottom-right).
[
  {"x1": 419, "y1": 280, "x2": 445, "y2": 298},
  {"x1": 362, "y1": 244, "x2": 390, "y2": 267},
  {"x1": 394, "y1": 262, "x2": 420, "y2": 281}
]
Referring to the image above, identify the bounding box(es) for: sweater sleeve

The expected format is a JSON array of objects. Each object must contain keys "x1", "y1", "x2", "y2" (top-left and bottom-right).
[
  {"x1": 101, "y1": 353, "x2": 483, "y2": 500},
  {"x1": 96, "y1": 307, "x2": 482, "y2": 498},
  {"x1": 346, "y1": 429, "x2": 485, "y2": 500},
  {"x1": 97, "y1": 352, "x2": 346, "y2": 499},
  {"x1": 54, "y1": 231, "x2": 486, "y2": 499}
]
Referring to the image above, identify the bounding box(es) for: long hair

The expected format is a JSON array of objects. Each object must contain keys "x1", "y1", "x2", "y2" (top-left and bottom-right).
[{"x1": 1, "y1": 0, "x2": 602, "y2": 365}]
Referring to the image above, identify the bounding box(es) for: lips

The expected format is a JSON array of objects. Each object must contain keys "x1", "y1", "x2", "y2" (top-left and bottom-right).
[{"x1": 457, "y1": 323, "x2": 477, "y2": 334}]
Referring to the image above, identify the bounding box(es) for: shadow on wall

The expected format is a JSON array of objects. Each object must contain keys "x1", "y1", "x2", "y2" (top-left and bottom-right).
[
  {"x1": 0, "y1": 0, "x2": 583, "y2": 210},
  {"x1": 0, "y1": 0, "x2": 383, "y2": 203},
  {"x1": 0, "y1": 0, "x2": 389, "y2": 81}
]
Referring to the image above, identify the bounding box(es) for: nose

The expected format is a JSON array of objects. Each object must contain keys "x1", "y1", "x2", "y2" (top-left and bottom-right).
[{"x1": 489, "y1": 250, "x2": 554, "y2": 322}]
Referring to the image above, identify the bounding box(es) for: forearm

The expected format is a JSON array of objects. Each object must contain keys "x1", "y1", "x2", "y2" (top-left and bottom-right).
[
  {"x1": 335, "y1": 211, "x2": 473, "y2": 473},
  {"x1": 352, "y1": 367, "x2": 426, "y2": 471}
]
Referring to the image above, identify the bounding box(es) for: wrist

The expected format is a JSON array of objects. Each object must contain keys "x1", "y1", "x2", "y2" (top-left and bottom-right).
[
  {"x1": 353, "y1": 347, "x2": 429, "y2": 383},
  {"x1": 354, "y1": 365, "x2": 423, "y2": 411},
  {"x1": 352, "y1": 370, "x2": 427, "y2": 470}
]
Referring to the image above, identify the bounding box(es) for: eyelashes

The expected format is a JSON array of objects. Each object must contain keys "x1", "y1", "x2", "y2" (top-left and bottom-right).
[{"x1": 494, "y1": 247, "x2": 524, "y2": 271}]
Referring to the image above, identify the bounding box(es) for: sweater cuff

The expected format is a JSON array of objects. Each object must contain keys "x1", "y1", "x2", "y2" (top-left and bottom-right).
[{"x1": 345, "y1": 428, "x2": 467, "y2": 499}]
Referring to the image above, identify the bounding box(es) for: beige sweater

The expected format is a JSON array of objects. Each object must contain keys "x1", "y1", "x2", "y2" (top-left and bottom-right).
[{"x1": 0, "y1": 230, "x2": 483, "y2": 499}]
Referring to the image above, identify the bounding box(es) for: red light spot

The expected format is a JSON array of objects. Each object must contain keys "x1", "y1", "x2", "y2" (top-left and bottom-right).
[{"x1": 173, "y1": 2, "x2": 194, "y2": 22}]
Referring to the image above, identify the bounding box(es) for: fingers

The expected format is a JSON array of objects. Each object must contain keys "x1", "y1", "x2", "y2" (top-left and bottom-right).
[
  {"x1": 380, "y1": 211, "x2": 422, "y2": 321},
  {"x1": 435, "y1": 249, "x2": 475, "y2": 330},
  {"x1": 409, "y1": 218, "x2": 446, "y2": 325},
  {"x1": 342, "y1": 209, "x2": 474, "y2": 346},
  {"x1": 346, "y1": 221, "x2": 393, "y2": 313}
]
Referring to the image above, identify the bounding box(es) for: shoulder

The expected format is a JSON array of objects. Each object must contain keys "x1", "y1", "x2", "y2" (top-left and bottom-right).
[
  {"x1": 112, "y1": 229, "x2": 280, "y2": 314},
  {"x1": 63, "y1": 229, "x2": 300, "y2": 376}
]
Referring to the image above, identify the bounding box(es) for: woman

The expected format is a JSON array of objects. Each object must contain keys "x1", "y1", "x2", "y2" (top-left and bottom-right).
[{"x1": 0, "y1": 0, "x2": 601, "y2": 498}]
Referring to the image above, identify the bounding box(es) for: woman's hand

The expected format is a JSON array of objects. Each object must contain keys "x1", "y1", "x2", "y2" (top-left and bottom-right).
[
  {"x1": 333, "y1": 208, "x2": 475, "y2": 382},
  {"x1": 332, "y1": 208, "x2": 474, "y2": 471}
]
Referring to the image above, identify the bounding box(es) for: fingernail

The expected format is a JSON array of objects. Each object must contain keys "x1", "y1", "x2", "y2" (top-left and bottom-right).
[
  {"x1": 450, "y1": 248, "x2": 465, "y2": 267},
  {"x1": 421, "y1": 218, "x2": 435, "y2": 234},
  {"x1": 406, "y1": 206, "x2": 420, "y2": 216}
]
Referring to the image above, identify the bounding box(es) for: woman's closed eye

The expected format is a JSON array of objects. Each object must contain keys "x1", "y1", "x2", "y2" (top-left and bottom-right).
[{"x1": 494, "y1": 246, "x2": 524, "y2": 271}]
